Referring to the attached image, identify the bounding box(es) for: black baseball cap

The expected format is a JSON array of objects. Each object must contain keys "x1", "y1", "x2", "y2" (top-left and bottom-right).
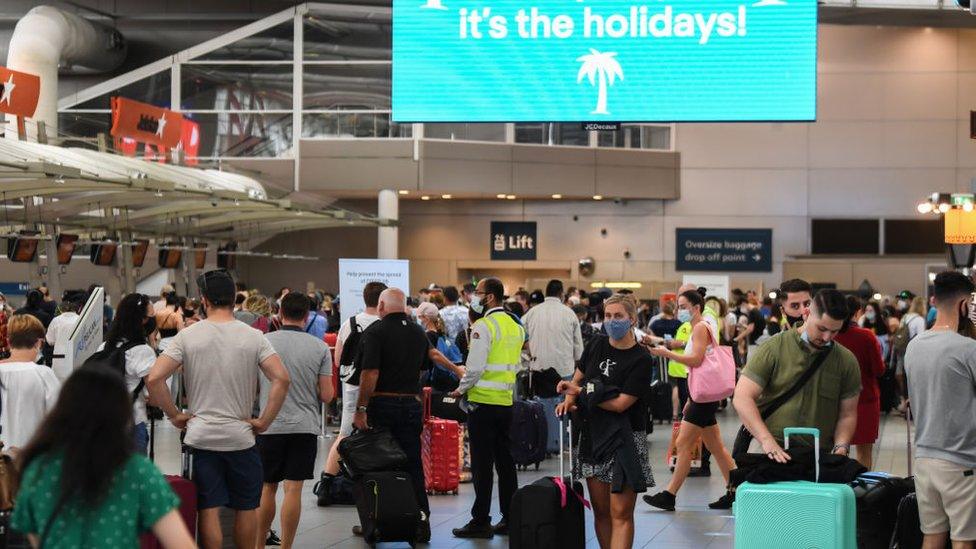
[{"x1": 197, "y1": 269, "x2": 236, "y2": 306}]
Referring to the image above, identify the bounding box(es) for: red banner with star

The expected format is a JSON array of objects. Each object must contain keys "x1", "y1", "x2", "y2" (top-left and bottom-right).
[
  {"x1": 0, "y1": 67, "x2": 40, "y2": 118},
  {"x1": 110, "y1": 97, "x2": 183, "y2": 149}
]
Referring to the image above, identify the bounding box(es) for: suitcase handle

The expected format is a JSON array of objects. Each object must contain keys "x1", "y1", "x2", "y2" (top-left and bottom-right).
[
  {"x1": 783, "y1": 427, "x2": 820, "y2": 482},
  {"x1": 558, "y1": 414, "x2": 573, "y2": 483},
  {"x1": 422, "y1": 387, "x2": 432, "y2": 423}
]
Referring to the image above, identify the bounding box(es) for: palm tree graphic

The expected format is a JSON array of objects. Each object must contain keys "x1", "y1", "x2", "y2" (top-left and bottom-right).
[{"x1": 576, "y1": 49, "x2": 624, "y2": 115}]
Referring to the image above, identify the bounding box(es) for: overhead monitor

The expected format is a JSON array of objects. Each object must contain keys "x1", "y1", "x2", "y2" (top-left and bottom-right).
[
  {"x1": 90, "y1": 241, "x2": 117, "y2": 266},
  {"x1": 131, "y1": 239, "x2": 150, "y2": 268},
  {"x1": 158, "y1": 246, "x2": 182, "y2": 269},
  {"x1": 6, "y1": 231, "x2": 39, "y2": 263},
  {"x1": 56, "y1": 234, "x2": 78, "y2": 265},
  {"x1": 194, "y1": 243, "x2": 207, "y2": 270},
  {"x1": 392, "y1": 0, "x2": 817, "y2": 122},
  {"x1": 217, "y1": 241, "x2": 237, "y2": 270}
]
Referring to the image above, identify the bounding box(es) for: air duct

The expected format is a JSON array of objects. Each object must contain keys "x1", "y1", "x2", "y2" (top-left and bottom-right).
[{"x1": 6, "y1": 5, "x2": 127, "y2": 139}]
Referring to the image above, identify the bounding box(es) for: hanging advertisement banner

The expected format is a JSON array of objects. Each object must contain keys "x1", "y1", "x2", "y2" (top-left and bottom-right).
[
  {"x1": 0, "y1": 66, "x2": 40, "y2": 118},
  {"x1": 338, "y1": 258, "x2": 411, "y2": 326},
  {"x1": 110, "y1": 96, "x2": 184, "y2": 148}
]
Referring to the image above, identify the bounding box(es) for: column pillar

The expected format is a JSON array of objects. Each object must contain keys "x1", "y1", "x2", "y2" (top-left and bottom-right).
[
  {"x1": 377, "y1": 189, "x2": 399, "y2": 259},
  {"x1": 42, "y1": 226, "x2": 62, "y2": 300}
]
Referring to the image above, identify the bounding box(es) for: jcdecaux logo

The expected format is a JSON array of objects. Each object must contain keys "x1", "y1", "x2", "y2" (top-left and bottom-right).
[{"x1": 392, "y1": 0, "x2": 816, "y2": 122}]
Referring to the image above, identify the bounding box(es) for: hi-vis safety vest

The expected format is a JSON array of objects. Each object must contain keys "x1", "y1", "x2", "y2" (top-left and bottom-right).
[{"x1": 467, "y1": 311, "x2": 526, "y2": 406}]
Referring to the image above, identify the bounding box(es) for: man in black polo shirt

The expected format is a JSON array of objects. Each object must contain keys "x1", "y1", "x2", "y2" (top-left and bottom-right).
[{"x1": 353, "y1": 288, "x2": 433, "y2": 542}]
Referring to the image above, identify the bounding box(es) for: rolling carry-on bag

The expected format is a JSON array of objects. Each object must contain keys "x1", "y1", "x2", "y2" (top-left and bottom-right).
[
  {"x1": 140, "y1": 475, "x2": 198, "y2": 549},
  {"x1": 649, "y1": 357, "x2": 672, "y2": 423},
  {"x1": 338, "y1": 427, "x2": 409, "y2": 477},
  {"x1": 422, "y1": 387, "x2": 461, "y2": 495},
  {"x1": 734, "y1": 427, "x2": 857, "y2": 549},
  {"x1": 509, "y1": 416, "x2": 589, "y2": 549},
  {"x1": 354, "y1": 471, "x2": 421, "y2": 547},
  {"x1": 510, "y1": 398, "x2": 548, "y2": 470},
  {"x1": 851, "y1": 472, "x2": 914, "y2": 549}
]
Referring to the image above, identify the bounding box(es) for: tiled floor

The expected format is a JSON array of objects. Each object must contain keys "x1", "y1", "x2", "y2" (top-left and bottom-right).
[{"x1": 150, "y1": 408, "x2": 914, "y2": 548}]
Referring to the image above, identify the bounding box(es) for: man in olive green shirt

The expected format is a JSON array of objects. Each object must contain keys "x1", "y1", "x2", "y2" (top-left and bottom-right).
[{"x1": 734, "y1": 289, "x2": 861, "y2": 460}]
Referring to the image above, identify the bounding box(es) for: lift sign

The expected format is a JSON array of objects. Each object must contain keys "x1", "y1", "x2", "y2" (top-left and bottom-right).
[{"x1": 392, "y1": 0, "x2": 817, "y2": 122}]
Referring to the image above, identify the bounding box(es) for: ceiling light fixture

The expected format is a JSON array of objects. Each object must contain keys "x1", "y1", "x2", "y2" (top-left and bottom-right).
[
  {"x1": 552, "y1": 194, "x2": 562, "y2": 199},
  {"x1": 506, "y1": 194, "x2": 516, "y2": 200},
  {"x1": 593, "y1": 195, "x2": 603, "y2": 201},
  {"x1": 497, "y1": 193, "x2": 507, "y2": 199},
  {"x1": 421, "y1": 195, "x2": 431, "y2": 201},
  {"x1": 398, "y1": 190, "x2": 409, "y2": 195},
  {"x1": 441, "y1": 194, "x2": 452, "y2": 199}
]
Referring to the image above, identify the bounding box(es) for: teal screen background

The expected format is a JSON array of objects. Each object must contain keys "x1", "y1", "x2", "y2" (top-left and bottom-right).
[{"x1": 392, "y1": 0, "x2": 817, "y2": 122}]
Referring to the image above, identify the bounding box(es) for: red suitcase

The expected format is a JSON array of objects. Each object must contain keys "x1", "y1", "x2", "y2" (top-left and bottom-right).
[
  {"x1": 140, "y1": 475, "x2": 197, "y2": 548},
  {"x1": 422, "y1": 387, "x2": 461, "y2": 495}
]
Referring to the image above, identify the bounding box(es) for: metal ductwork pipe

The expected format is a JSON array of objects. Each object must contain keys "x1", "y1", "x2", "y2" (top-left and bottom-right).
[{"x1": 6, "y1": 5, "x2": 127, "y2": 139}]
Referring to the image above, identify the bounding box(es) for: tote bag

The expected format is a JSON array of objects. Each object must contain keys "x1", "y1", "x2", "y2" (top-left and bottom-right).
[{"x1": 687, "y1": 324, "x2": 736, "y2": 403}]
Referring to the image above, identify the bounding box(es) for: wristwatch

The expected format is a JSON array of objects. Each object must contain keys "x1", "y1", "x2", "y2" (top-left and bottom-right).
[
  {"x1": 356, "y1": 405, "x2": 368, "y2": 413},
  {"x1": 832, "y1": 443, "x2": 850, "y2": 453}
]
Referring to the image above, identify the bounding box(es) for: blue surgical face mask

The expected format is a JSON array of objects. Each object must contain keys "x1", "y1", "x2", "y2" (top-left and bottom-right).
[
  {"x1": 676, "y1": 309, "x2": 692, "y2": 324},
  {"x1": 800, "y1": 328, "x2": 832, "y2": 349},
  {"x1": 865, "y1": 310, "x2": 877, "y2": 322},
  {"x1": 470, "y1": 295, "x2": 484, "y2": 314},
  {"x1": 606, "y1": 318, "x2": 632, "y2": 340}
]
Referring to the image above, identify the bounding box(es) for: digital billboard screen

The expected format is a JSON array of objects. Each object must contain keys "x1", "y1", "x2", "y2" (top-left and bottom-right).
[{"x1": 392, "y1": 0, "x2": 817, "y2": 122}]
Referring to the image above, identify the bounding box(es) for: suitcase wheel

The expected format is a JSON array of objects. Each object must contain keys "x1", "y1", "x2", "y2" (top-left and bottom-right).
[{"x1": 452, "y1": 489, "x2": 459, "y2": 495}]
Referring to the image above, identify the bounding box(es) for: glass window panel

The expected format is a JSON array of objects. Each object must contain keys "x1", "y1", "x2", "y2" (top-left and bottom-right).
[
  {"x1": 553, "y1": 124, "x2": 590, "y2": 146},
  {"x1": 304, "y1": 14, "x2": 391, "y2": 61},
  {"x1": 183, "y1": 112, "x2": 293, "y2": 158},
  {"x1": 57, "y1": 112, "x2": 111, "y2": 146},
  {"x1": 303, "y1": 64, "x2": 391, "y2": 111},
  {"x1": 515, "y1": 123, "x2": 546, "y2": 144},
  {"x1": 69, "y1": 71, "x2": 171, "y2": 110},
  {"x1": 643, "y1": 126, "x2": 671, "y2": 150},
  {"x1": 195, "y1": 22, "x2": 294, "y2": 61},
  {"x1": 181, "y1": 64, "x2": 293, "y2": 111},
  {"x1": 425, "y1": 123, "x2": 505, "y2": 142},
  {"x1": 302, "y1": 113, "x2": 411, "y2": 139}
]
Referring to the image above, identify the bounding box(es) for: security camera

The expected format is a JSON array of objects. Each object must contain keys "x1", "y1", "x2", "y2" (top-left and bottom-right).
[
  {"x1": 624, "y1": 249, "x2": 631, "y2": 259},
  {"x1": 210, "y1": 198, "x2": 219, "y2": 207},
  {"x1": 600, "y1": 228, "x2": 608, "y2": 237}
]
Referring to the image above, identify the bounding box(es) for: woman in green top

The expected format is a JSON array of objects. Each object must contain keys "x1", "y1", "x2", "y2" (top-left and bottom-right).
[{"x1": 12, "y1": 367, "x2": 195, "y2": 549}]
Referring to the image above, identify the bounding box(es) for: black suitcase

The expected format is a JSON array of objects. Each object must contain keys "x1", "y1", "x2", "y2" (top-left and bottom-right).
[
  {"x1": 850, "y1": 473, "x2": 913, "y2": 549},
  {"x1": 353, "y1": 471, "x2": 421, "y2": 547},
  {"x1": 509, "y1": 416, "x2": 586, "y2": 549},
  {"x1": 510, "y1": 398, "x2": 548, "y2": 470},
  {"x1": 649, "y1": 357, "x2": 672, "y2": 423}
]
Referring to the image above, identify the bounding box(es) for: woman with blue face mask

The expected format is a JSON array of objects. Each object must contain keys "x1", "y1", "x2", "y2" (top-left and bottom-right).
[
  {"x1": 643, "y1": 290, "x2": 738, "y2": 512},
  {"x1": 555, "y1": 294, "x2": 655, "y2": 549}
]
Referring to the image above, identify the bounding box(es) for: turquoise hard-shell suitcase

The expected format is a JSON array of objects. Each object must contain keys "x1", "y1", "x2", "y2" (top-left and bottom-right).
[{"x1": 733, "y1": 427, "x2": 857, "y2": 549}]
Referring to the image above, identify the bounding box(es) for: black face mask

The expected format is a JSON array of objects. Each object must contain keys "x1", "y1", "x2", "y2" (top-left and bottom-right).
[
  {"x1": 784, "y1": 314, "x2": 804, "y2": 328},
  {"x1": 143, "y1": 317, "x2": 157, "y2": 337}
]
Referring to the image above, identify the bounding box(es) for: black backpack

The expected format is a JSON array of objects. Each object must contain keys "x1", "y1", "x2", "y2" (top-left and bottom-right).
[
  {"x1": 82, "y1": 340, "x2": 144, "y2": 402},
  {"x1": 338, "y1": 316, "x2": 366, "y2": 384}
]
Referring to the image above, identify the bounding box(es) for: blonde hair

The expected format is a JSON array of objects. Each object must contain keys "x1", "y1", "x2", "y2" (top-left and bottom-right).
[
  {"x1": 909, "y1": 296, "x2": 927, "y2": 317},
  {"x1": 604, "y1": 293, "x2": 638, "y2": 320},
  {"x1": 8, "y1": 314, "x2": 45, "y2": 349},
  {"x1": 244, "y1": 294, "x2": 273, "y2": 318}
]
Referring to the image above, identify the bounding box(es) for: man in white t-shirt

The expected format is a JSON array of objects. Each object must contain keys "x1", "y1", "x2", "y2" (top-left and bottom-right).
[
  {"x1": 45, "y1": 291, "x2": 86, "y2": 381},
  {"x1": 147, "y1": 270, "x2": 290, "y2": 549},
  {"x1": 316, "y1": 281, "x2": 386, "y2": 506}
]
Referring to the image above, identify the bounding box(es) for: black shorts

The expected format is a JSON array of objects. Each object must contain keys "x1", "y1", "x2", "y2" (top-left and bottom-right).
[
  {"x1": 683, "y1": 400, "x2": 720, "y2": 428},
  {"x1": 256, "y1": 433, "x2": 318, "y2": 483},
  {"x1": 192, "y1": 446, "x2": 263, "y2": 510}
]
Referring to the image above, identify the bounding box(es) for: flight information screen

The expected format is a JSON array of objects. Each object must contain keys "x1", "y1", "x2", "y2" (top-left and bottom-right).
[{"x1": 392, "y1": 0, "x2": 817, "y2": 122}]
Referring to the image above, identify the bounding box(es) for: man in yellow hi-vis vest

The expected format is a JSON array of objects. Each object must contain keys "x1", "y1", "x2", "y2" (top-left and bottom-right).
[{"x1": 451, "y1": 277, "x2": 526, "y2": 539}]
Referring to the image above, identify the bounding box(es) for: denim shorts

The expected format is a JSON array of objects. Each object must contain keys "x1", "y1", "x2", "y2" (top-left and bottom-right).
[{"x1": 191, "y1": 446, "x2": 263, "y2": 510}]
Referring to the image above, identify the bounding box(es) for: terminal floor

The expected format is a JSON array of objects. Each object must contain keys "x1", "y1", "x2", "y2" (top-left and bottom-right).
[{"x1": 151, "y1": 410, "x2": 915, "y2": 548}]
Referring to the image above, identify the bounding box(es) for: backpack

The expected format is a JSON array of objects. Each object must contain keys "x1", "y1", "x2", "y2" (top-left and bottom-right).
[
  {"x1": 338, "y1": 316, "x2": 365, "y2": 383},
  {"x1": 891, "y1": 314, "x2": 917, "y2": 357},
  {"x1": 82, "y1": 340, "x2": 144, "y2": 402},
  {"x1": 436, "y1": 335, "x2": 462, "y2": 364}
]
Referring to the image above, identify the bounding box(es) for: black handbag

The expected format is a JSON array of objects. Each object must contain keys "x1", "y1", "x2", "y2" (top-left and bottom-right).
[{"x1": 338, "y1": 427, "x2": 409, "y2": 478}]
